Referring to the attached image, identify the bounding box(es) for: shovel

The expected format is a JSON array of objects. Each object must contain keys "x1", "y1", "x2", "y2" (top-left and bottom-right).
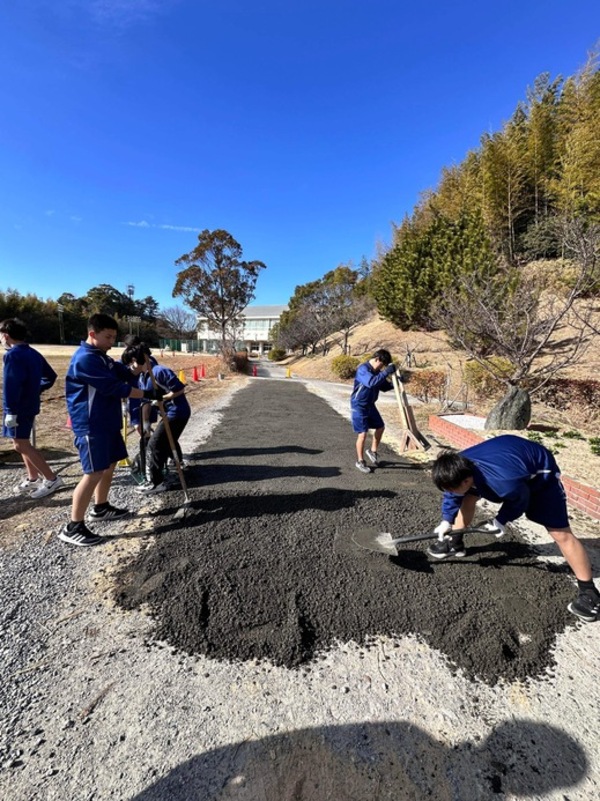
[
  {"x1": 147, "y1": 364, "x2": 192, "y2": 519},
  {"x1": 351, "y1": 521, "x2": 495, "y2": 556}
]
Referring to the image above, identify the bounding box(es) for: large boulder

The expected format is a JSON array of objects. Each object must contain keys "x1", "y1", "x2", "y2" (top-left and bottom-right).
[{"x1": 485, "y1": 386, "x2": 531, "y2": 430}]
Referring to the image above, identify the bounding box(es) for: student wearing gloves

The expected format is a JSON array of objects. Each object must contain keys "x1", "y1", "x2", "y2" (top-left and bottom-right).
[
  {"x1": 429, "y1": 434, "x2": 600, "y2": 623},
  {"x1": 121, "y1": 343, "x2": 191, "y2": 494}
]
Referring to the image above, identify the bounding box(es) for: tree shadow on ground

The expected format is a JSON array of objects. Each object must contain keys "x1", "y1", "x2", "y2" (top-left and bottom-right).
[
  {"x1": 129, "y1": 720, "x2": 587, "y2": 801},
  {"x1": 193, "y1": 446, "x2": 323, "y2": 460},
  {"x1": 181, "y1": 464, "x2": 343, "y2": 486}
]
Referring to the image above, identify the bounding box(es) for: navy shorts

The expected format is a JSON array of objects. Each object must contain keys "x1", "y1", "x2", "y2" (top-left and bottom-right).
[
  {"x1": 2, "y1": 414, "x2": 35, "y2": 440},
  {"x1": 74, "y1": 430, "x2": 128, "y2": 474},
  {"x1": 526, "y1": 474, "x2": 570, "y2": 529},
  {"x1": 351, "y1": 407, "x2": 384, "y2": 434}
]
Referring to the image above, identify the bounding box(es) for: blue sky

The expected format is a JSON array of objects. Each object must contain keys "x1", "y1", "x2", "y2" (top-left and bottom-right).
[{"x1": 1, "y1": 1, "x2": 599, "y2": 311}]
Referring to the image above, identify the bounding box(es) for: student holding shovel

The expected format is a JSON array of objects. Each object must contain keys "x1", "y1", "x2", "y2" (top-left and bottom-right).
[
  {"x1": 61, "y1": 314, "x2": 164, "y2": 547},
  {"x1": 429, "y1": 434, "x2": 600, "y2": 623},
  {"x1": 119, "y1": 337, "x2": 158, "y2": 482},
  {"x1": 122, "y1": 343, "x2": 190, "y2": 494},
  {"x1": 350, "y1": 348, "x2": 396, "y2": 473}
]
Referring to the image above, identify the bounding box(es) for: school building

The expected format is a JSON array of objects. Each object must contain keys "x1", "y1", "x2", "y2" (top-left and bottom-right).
[{"x1": 196, "y1": 304, "x2": 287, "y2": 355}]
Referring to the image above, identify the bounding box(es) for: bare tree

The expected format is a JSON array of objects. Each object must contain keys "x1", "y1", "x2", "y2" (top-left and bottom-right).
[
  {"x1": 433, "y1": 218, "x2": 599, "y2": 428},
  {"x1": 158, "y1": 305, "x2": 198, "y2": 341}
]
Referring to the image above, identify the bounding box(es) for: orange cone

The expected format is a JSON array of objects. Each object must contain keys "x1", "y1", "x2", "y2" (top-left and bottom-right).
[
  {"x1": 192, "y1": 365, "x2": 199, "y2": 382},
  {"x1": 252, "y1": 364, "x2": 258, "y2": 377},
  {"x1": 65, "y1": 415, "x2": 72, "y2": 429},
  {"x1": 200, "y1": 363, "x2": 206, "y2": 378}
]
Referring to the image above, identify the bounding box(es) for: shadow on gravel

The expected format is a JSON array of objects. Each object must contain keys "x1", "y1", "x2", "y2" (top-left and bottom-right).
[
  {"x1": 129, "y1": 720, "x2": 587, "y2": 801},
  {"x1": 198, "y1": 446, "x2": 323, "y2": 459},
  {"x1": 182, "y1": 463, "x2": 343, "y2": 486},
  {"x1": 143, "y1": 488, "x2": 397, "y2": 529}
]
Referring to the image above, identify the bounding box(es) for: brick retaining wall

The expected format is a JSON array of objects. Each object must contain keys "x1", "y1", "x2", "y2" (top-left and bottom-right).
[{"x1": 428, "y1": 414, "x2": 600, "y2": 522}]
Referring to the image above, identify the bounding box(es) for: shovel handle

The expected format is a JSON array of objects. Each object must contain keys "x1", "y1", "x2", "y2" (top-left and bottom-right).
[{"x1": 390, "y1": 520, "x2": 495, "y2": 546}]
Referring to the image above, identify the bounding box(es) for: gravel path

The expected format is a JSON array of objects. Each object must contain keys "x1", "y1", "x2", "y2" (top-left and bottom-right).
[{"x1": 1, "y1": 372, "x2": 599, "y2": 801}]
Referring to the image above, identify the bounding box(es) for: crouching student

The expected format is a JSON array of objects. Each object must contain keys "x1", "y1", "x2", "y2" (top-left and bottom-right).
[
  {"x1": 122, "y1": 343, "x2": 191, "y2": 494},
  {"x1": 429, "y1": 434, "x2": 600, "y2": 623}
]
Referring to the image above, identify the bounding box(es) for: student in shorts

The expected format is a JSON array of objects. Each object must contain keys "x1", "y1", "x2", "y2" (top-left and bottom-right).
[
  {"x1": 0, "y1": 318, "x2": 63, "y2": 499},
  {"x1": 429, "y1": 434, "x2": 600, "y2": 623},
  {"x1": 350, "y1": 349, "x2": 396, "y2": 473},
  {"x1": 60, "y1": 314, "x2": 162, "y2": 547}
]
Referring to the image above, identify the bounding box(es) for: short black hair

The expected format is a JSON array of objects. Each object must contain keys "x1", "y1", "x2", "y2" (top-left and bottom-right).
[
  {"x1": 431, "y1": 449, "x2": 475, "y2": 491},
  {"x1": 0, "y1": 318, "x2": 28, "y2": 340},
  {"x1": 373, "y1": 348, "x2": 392, "y2": 366},
  {"x1": 121, "y1": 343, "x2": 151, "y2": 366},
  {"x1": 88, "y1": 313, "x2": 119, "y2": 333}
]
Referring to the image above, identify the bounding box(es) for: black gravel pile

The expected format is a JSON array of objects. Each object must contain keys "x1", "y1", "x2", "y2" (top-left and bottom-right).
[{"x1": 114, "y1": 381, "x2": 574, "y2": 685}]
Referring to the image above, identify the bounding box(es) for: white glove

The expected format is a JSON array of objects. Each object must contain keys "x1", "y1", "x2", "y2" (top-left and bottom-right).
[
  {"x1": 483, "y1": 518, "x2": 506, "y2": 538},
  {"x1": 434, "y1": 520, "x2": 453, "y2": 537},
  {"x1": 5, "y1": 413, "x2": 17, "y2": 428}
]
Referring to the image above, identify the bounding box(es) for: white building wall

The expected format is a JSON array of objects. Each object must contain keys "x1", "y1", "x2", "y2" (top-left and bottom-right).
[{"x1": 196, "y1": 305, "x2": 287, "y2": 355}]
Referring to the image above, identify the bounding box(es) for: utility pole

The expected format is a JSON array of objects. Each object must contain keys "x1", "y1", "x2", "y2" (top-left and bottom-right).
[{"x1": 57, "y1": 303, "x2": 65, "y2": 345}]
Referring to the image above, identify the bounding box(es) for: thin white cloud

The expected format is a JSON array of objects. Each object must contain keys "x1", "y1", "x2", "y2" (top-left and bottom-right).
[
  {"x1": 157, "y1": 224, "x2": 201, "y2": 233},
  {"x1": 70, "y1": 216, "x2": 83, "y2": 223},
  {"x1": 123, "y1": 220, "x2": 200, "y2": 233},
  {"x1": 45, "y1": 210, "x2": 55, "y2": 216}
]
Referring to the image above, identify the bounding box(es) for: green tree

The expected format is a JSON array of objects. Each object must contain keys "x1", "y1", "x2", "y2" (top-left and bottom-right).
[
  {"x1": 481, "y1": 108, "x2": 531, "y2": 262},
  {"x1": 372, "y1": 211, "x2": 495, "y2": 329},
  {"x1": 554, "y1": 53, "x2": 600, "y2": 219},
  {"x1": 84, "y1": 284, "x2": 132, "y2": 317},
  {"x1": 173, "y1": 229, "x2": 266, "y2": 358}
]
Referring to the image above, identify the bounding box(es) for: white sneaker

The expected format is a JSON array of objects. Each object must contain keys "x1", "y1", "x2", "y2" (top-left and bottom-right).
[
  {"x1": 30, "y1": 476, "x2": 64, "y2": 499},
  {"x1": 14, "y1": 477, "x2": 43, "y2": 495},
  {"x1": 135, "y1": 481, "x2": 168, "y2": 495},
  {"x1": 168, "y1": 458, "x2": 188, "y2": 470}
]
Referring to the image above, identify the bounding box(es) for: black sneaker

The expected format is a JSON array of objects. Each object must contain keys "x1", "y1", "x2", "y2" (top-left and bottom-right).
[
  {"x1": 355, "y1": 460, "x2": 372, "y2": 474},
  {"x1": 567, "y1": 591, "x2": 600, "y2": 623},
  {"x1": 365, "y1": 448, "x2": 379, "y2": 466},
  {"x1": 427, "y1": 535, "x2": 466, "y2": 559},
  {"x1": 58, "y1": 522, "x2": 104, "y2": 547},
  {"x1": 88, "y1": 503, "x2": 130, "y2": 521}
]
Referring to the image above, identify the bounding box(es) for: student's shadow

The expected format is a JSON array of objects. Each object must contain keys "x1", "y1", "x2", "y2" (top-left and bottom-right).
[{"x1": 128, "y1": 719, "x2": 587, "y2": 801}]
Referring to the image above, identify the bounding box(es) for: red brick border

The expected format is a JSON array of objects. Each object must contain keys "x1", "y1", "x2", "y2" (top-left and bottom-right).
[{"x1": 428, "y1": 414, "x2": 600, "y2": 522}]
